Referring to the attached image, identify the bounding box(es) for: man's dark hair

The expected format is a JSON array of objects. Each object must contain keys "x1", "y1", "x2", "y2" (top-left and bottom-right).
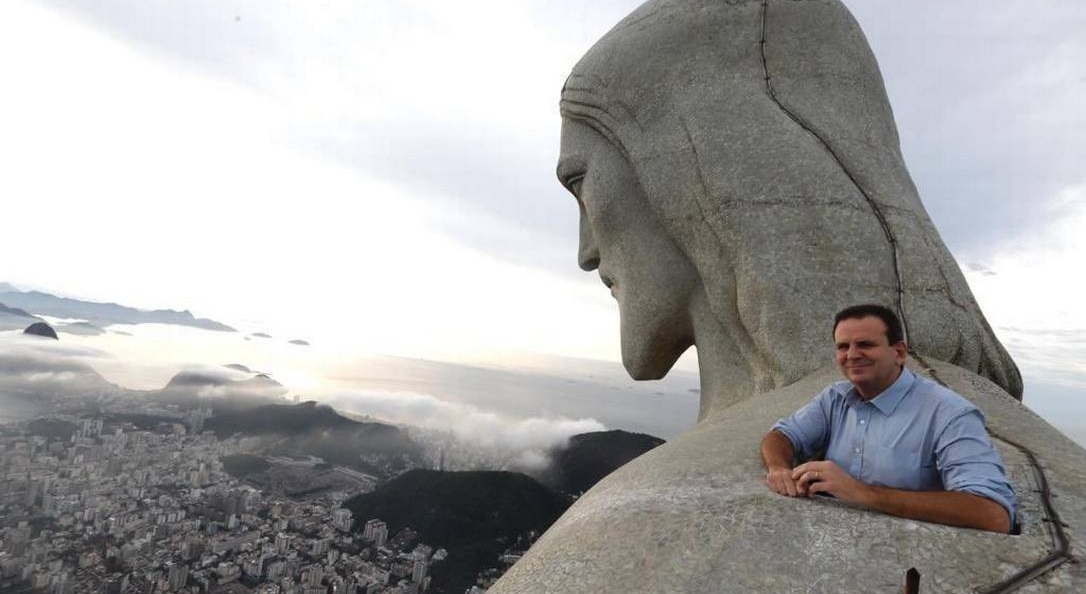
[{"x1": 833, "y1": 304, "x2": 905, "y2": 345}]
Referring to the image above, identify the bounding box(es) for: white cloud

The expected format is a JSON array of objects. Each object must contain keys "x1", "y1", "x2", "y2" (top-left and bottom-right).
[
  {"x1": 24, "y1": 371, "x2": 78, "y2": 384},
  {"x1": 3, "y1": 0, "x2": 1084, "y2": 449},
  {"x1": 0, "y1": 334, "x2": 117, "y2": 398},
  {"x1": 1, "y1": 333, "x2": 109, "y2": 361},
  {"x1": 329, "y1": 388, "x2": 604, "y2": 452},
  {"x1": 0, "y1": 0, "x2": 629, "y2": 364},
  {"x1": 964, "y1": 184, "x2": 1086, "y2": 383}
]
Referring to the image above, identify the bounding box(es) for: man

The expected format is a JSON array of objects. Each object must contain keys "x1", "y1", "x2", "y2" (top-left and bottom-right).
[{"x1": 762, "y1": 304, "x2": 1017, "y2": 533}]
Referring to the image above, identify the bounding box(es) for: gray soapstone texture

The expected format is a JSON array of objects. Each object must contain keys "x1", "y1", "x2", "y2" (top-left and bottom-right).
[
  {"x1": 489, "y1": 0, "x2": 1086, "y2": 592},
  {"x1": 493, "y1": 363, "x2": 1086, "y2": 593}
]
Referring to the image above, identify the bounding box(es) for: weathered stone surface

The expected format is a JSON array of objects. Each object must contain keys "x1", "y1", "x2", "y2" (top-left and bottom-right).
[
  {"x1": 556, "y1": 0, "x2": 1019, "y2": 410},
  {"x1": 494, "y1": 363, "x2": 1086, "y2": 592},
  {"x1": 490, "y1": 0, "x2": 1085, "y2": 591}
]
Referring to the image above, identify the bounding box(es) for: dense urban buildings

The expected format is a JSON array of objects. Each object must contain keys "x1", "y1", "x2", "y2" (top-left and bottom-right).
[{"x1": 0, "y1": 405, "x2": 455, "y2": 594}]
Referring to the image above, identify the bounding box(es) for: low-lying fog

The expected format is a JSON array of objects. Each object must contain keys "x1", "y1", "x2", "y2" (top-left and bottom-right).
[
  {"x1": 3, "y1": 317, "x2": 1083, "y2": 455},
  {"x1": 0, "y1": 322, "x2": 701, "y2": 466}
]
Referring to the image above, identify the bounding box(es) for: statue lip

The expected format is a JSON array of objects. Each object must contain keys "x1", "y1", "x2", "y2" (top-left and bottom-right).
[{"x1": 598, "y1": 273, "x2": 617, "y2": 299}]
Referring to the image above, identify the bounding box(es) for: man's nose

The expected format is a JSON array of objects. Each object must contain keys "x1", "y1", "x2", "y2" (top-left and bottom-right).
[
  {"x1": 578, "y1": 207, "x2": 600, "y2": 271},
  {"x1": 846, "y1": 344, "x2": 861, "y2": 358}
]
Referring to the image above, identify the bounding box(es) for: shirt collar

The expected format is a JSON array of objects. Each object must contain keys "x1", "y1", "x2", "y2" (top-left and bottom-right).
[{"x1": 849, "y1": 367, "x2": 916, "y2": 415}]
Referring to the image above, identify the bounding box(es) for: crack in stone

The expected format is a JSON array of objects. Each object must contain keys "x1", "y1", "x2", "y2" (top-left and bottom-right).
[
  {"x1": 918, "y1": 229, "x2": 972, "y2": 312},
  {"x1": 910, "y1": 355, "x2": 1073, "y2": 592},
  {"x1": 758, "y1": 0, "x2": 909, "y2": 341},
  {"x1": 759, "y1": 1, "x2": 1069, "y2": 590}
]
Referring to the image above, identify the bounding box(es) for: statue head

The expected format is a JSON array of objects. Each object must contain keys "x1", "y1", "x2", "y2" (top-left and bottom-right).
[{"x1": 557, "y1": 0, "x2": 1021, "y2": 410}]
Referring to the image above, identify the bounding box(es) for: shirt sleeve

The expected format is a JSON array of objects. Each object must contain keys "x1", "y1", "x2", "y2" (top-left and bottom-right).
[
  {"x1": 935, "y1": 407, "x2": 1018, "y2": 526},
  {"x1": 771, "y1": 387, "x2": 834, "y2": 462}
]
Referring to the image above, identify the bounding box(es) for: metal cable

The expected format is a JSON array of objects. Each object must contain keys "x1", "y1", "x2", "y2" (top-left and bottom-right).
[
  {"x1": 757, "y1": 0, "x2": 909, "y2": 342},
  {"x1": 911, "y1": 353, "x2": 1072, "y2": 594}
]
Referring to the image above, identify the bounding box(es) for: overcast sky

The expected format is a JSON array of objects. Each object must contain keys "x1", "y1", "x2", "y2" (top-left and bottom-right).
[{"x1": 0, "y1": 0, "x2": 1083, "y2": 423}]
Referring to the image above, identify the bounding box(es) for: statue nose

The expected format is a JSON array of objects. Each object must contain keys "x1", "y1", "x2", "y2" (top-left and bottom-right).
[
  {"x1": 578, "y1": 208, "x2": 600, "y2": 271},
  {"x1": 578, "y1": 241, "x2": 600, "y2": 271}
]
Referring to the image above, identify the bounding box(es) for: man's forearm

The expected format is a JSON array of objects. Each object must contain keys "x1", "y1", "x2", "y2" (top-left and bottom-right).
[
  {"x1": 858, "y1": 485, "x2": 1011, "y2": 534},
  {"x1": 792, "y1": 460, "x2": 1012, "y2": 533},
  {"x1": 761, "y1": 429, "x2": 794, "y2": 470},
  {"x1": 762, "y1": 430, "x2": 805, "y2": 497}
]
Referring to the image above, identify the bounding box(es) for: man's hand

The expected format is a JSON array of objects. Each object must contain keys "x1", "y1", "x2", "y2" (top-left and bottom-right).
[
  {"x1": 792, "y1": 460, "x2": 872, "y2": 504},
  {"x1": 765, "y1": 466, "x2": 805, "y2": 497},
  {"x1": 761, "y1": 429, "x2": 807, "y2": 496}
]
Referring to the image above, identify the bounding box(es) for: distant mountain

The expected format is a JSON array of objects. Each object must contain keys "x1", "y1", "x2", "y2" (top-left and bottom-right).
[
  {"x1": 206, "y1": 402, "x2": 425, "y2": 477},
  {"x1": 251, "y1": 332, "x2": 271, "y2": 338},
  {"x1": 154, "y1": 370, "x2": 288, "y2": 410},
  {"x1": 539, "y1": 430, "x2": 665, "y2": 496},
  {"x1": 288, "y1": 339, "x2": 309, "y2": 346},
  {"x1": 0, "y1": 288, "x2": 234, "y2": 332},
  {"x1": 0, "y1": 303, "x2": 33, "y2": 318},
  {"x1": 0, "y1": 282, "x2": 18, "y2": 293},
  {"x1": 206, "y1": 401, "x2": 357, "y2": 435},
  {"x1": 0, "y1": 302, "x2": 42, "y2": 332},
  {"x1": 58, "y1": 321, "x2": 105, "y2": 336},
  {"x1": 0, "y1": 351, "x2": 122, "y2": 405},
  {"x1": 344, "y1": 469, "x2": 570, "y2": 594},
  {"x1": 23, "y1": 322, "x2": 58, "y2": 340}
]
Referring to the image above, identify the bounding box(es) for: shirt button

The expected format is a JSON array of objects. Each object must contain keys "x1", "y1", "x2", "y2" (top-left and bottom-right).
[
  {"x1": 859, "y1": 420, "x2": 866, "y2": 425},
  {"x1": 855, "y1": 448, "x2": 861, "y2": 454}
]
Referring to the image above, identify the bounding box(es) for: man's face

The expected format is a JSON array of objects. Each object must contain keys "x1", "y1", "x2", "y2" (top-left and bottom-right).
[
  {"x1": 557, "y1": 119, "x2": 700, "y2": 380},
  {"x1": 833, "y1": 316, "x2": 907, "y2": 399}
]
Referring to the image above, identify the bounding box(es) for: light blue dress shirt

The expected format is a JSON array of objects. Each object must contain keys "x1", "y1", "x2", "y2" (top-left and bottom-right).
[{"x1": 772, "y1": 368, "x2": 1017, "y2": 524}]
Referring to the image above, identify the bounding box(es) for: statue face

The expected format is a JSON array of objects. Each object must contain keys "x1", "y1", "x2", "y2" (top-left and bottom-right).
[{"x1": 557, "y1": 119, "x2": 700, "y2": 380}]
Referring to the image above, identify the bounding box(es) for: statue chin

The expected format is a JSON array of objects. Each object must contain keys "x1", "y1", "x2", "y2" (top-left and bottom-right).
[
  {"x1": 619, "y1": 308, "x2": 692, "y2": 381},
  {"x1": 620, "y1": 347, "x2": 680, "y2": 381}
]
